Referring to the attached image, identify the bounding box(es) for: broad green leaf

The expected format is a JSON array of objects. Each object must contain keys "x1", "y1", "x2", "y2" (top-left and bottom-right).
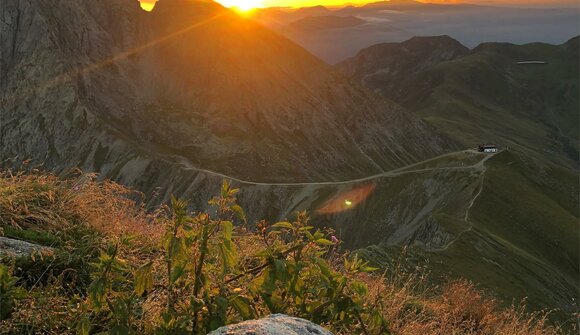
[
  {"x1": 315, "y1": 238, "x2": 334, "y2": 246},
  {"x1": 313, "y1": 230, "x2": 324, "y2": 240},
  {"x1": 361, "y1": 266, "x2": 379, "y2": 273},
  {"x1": 272, "y1": 222, "x2": 293, "y2": 229},
  {"x1": 231, "y1": 205, "x2": 246, "y2": 222},
  {"x1": 222, "y1": 221, "x2": 234, "y2": 241},
  {"x1": 88, "y1": 278, "x2": 106, "y2": 310},
  {"x1": 315, "y1": 258, "x2": 334, "y2": 279},
  {"x1": 219, "y1": 243, "x2": 238, "y2": 270},
  {"x1": 350, "y1": 280, "x2": 368, "y2": 296},
  {"x1": 216, "y1": 296, "x2": 229, "y2": 310},
  {"x1": 272, "y1": 259, "x2": 289, "y2": 281},
  {"x1": 229, "y1": 295, "x2": 254, "y2": 319},
  {"x1": 221, "y1": 180, "x2": 230, "y2": 198},
  {"x1": 135, "y1": 262, "x2": 153, "y2": 296},
  {"x1": 76, "y1": 315, "x2": 90, "y2": 335},
  {"x1": 254, "y1": 249, "x2": 272, "y2": 258},
  {"x1": 170, "y1": 264, "x2": 186, "y2": 283}
]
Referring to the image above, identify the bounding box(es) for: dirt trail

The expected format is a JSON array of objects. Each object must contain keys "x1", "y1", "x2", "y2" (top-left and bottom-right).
[
  {"x1": 177, "y1": 149, "x2": 499, "y2": 187},
  {"x1": 438, "y1": 152, "x2": 496, "y2": 252}
]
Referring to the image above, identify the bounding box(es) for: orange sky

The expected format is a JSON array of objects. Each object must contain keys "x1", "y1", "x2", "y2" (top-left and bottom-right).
[{"x1": 139, "y1": 0, "x2": 575, "y2": 10}]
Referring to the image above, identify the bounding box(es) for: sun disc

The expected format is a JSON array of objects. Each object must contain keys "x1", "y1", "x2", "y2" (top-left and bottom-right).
[{"x1": 218, "y1": 0, "x2": 263, "y2": 12}]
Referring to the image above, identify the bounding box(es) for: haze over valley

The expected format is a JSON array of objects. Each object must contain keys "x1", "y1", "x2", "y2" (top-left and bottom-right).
[{"x1": 253, "y1": 1, "x2": 579, "y2": 62}]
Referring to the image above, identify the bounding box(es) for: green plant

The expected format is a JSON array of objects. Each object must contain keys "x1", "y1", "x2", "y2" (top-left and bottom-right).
[
  {"x1": 79, "y1": 242, "x2": 139, "y2": 335},
  {"x1": 244, "y1": 213, "x2": 388, "y2": 334},
  {"x1": 79, "y1": 180, "x2": 389, "y2": 334},
  {"x1": 0, "y1": 264, "x2": 25, "y2": 321}
]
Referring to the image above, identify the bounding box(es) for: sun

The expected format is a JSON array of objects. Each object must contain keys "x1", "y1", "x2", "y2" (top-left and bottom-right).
[
  {"x1": 139, "y1": 0, "x2": 262, "y2": 13},
  {"x1": 217, "y1": 0, "x2": 264, "y2": 12},
  {"x1": 139, "y1": 0, "x2": 157, "y2": 11}
]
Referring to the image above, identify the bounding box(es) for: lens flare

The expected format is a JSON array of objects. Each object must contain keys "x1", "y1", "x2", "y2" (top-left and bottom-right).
[{"x1": 316, "y1": 183, "x2": 376, "y2": 215}]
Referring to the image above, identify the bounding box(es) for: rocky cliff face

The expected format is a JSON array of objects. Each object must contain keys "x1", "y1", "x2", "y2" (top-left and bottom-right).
[{"x1": 0, "y1": 0, "x2": 453, "y2": 189}]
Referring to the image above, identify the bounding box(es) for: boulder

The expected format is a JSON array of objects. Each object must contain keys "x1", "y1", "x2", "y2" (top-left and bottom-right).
[
  {"x1": 0, "y1": 237, "x2": 54, "y2": 260},
  {"x1": 207, "y1": 314, "x2": 334, "y2": 335}
]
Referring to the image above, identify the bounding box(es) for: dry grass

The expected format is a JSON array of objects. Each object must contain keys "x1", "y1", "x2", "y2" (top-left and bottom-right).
[
  {"x1": 0, "y1": 170, "x2": 574, "y2": 334},
  {"x1": 0, "y1": 170, "x2": 163, "y2": 243},
  {"x1": 359, "y1": 269, "x2": 570, "y2": 335}
]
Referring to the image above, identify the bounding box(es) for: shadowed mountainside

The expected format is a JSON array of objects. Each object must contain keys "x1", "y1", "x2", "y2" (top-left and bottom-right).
[{"x1": 0, "y1": 0, "x2": 453, "y2": 186}]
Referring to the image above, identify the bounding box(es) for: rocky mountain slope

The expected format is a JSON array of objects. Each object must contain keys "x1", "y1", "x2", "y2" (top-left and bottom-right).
[{"x1": 0, "y1": 0, "x2": 451, "y2": 186}]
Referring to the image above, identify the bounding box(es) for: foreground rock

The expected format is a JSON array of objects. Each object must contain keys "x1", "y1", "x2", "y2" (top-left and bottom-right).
[
  {"x1": 0, "y1": 237, "x2": 54, "y2": 260},
  {"x1": 207, "y1": 314, "x2": 334, "y2": 335}
]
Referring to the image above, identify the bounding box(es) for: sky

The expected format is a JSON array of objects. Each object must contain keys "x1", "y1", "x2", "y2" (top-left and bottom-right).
[{"x1": 139, "y1": 0, "x2": 578, "y2": 10}]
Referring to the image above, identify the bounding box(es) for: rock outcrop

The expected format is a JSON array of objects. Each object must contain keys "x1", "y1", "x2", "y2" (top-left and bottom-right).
[
  {"x1": 207, "y1": 314, "x2": 334, "y2": 335},
  {"x1": 0, "y1": 237, "x2": 53, "y2": 260}
]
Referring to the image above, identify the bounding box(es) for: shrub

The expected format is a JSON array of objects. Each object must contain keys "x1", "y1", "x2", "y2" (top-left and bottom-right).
[{"x1": 0, "y1": 264, "x2": 25, "y2": 321}]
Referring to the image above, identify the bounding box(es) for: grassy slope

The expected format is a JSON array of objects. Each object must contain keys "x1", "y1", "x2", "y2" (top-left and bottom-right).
[
  {"x1": 351, "y1": 38, "x2": 579, "y2": 325},
  {"x1": 413, "y1": 38, "x2": 579, "y2": 166},
  {"x1": 432, "y1": 151, "x2": 577, "y2": 318},
  {"x1": 360, "y1": 150, "x2": 578, "y2": 325}
]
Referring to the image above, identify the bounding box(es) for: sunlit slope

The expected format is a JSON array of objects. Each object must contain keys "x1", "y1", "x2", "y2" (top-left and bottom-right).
[{"x1": 0, "y1": 0, "x2": 453, "y2": 184}]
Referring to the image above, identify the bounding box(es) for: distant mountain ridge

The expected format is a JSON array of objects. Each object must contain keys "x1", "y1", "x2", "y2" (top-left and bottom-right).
[
  {"x1": 338, "y1": 35, "x2": 579, "y2": 166},
  {"x1": 338, "y1": 35, "x2": 469, "y2": 99},
  {"x1": 252, "y1": 2, "x2": 579, "y2": 63}
]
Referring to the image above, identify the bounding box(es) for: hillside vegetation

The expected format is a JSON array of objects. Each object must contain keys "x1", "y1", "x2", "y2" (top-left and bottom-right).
[
  {"x1": 338, "y1": 36, "x2": 579, "y2": 324},
  {"x1": 0, "y1": 170, "x2": 568, "y2": 334}
]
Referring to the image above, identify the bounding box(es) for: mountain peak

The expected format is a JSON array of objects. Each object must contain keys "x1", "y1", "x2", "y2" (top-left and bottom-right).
[
  {"x1": 337, "y1": 35, "x2": 469, "y2": 104},
  {"x1": 1, "y1": 0, "x2": 452, "y2": 185},
  {"x1": 362, "y1": 0, "x2": 421, "y2": 8},
  {"x1": 407, "y1": 35, "x2": 467, "y2": 48}
]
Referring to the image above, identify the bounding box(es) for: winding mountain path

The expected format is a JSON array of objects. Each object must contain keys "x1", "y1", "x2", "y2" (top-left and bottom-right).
[
  {"x1": 465, "y1": 174, "x2": 486, "y2": 222},
  {"x1": 177, "y1": 149, "x2": 500, "y2": 187},
  {"x1": 437, "y1": 150, "x2": 498, "y2": 252}
]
